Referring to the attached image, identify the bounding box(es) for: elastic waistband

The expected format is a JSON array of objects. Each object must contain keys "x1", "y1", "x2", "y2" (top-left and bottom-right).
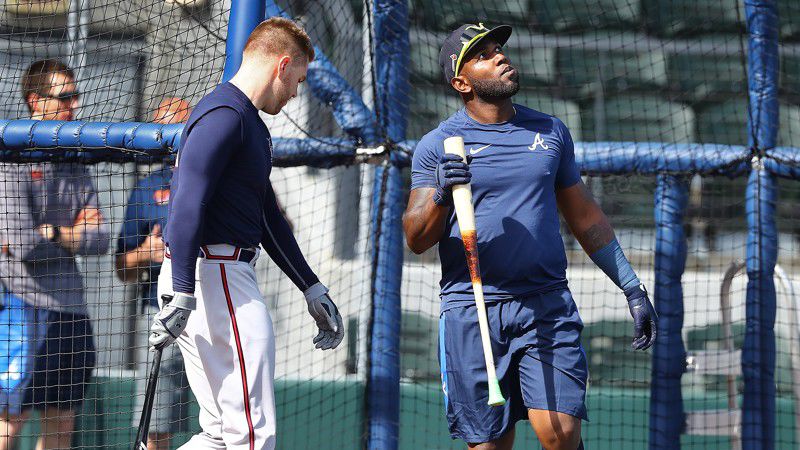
[{"x1": 165, "y1": 244, "x2": 259, "y2": 265}]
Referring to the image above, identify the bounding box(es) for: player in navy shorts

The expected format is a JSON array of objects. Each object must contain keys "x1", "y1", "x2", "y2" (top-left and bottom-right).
[{"x1": 404, "y1": 23, "x2": 658, "y2": 449}]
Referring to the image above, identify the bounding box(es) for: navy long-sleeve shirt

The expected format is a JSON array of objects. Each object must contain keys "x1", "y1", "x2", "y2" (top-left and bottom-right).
[{"x1": 164, "y1": 82, "x2": 319, "y2": 294}]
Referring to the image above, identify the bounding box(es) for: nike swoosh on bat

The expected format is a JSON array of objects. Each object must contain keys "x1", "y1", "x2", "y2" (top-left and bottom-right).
[{"x1": 469, "y1": 144, "x2": 491, "y2": 155}]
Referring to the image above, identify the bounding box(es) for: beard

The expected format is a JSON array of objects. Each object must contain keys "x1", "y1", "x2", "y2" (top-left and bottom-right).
[{"x1": 470, "y1": 71, "x2": 520, "y2": 102}]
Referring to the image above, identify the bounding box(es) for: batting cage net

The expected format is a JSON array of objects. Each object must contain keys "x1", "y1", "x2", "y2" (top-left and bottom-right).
[{"x1": 0, "y1": 0, "x2": 798, "y2": 449}]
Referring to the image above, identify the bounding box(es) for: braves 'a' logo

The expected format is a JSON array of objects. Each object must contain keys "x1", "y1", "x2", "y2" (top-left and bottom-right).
[{"x1": 528, "y1": 133, "x2": 549, "y2": 151}]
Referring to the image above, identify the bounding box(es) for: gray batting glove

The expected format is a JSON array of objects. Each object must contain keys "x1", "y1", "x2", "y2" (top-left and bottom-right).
[
  {"x1": 149, "y1": 292, "x2": 196, "y2": 350},
  {"x1": 304, "y1": 282, "x2": 344, "y2": 350}
]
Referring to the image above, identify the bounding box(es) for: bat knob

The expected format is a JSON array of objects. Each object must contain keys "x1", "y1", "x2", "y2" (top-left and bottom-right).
[{"x1": 487, "y1": 378, "x2": 506, "y2": 407}]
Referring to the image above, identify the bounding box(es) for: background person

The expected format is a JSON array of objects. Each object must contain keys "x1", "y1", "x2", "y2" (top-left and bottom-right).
[{"x1": 0, "y1": 58, "x2": 109, "y2": 450}]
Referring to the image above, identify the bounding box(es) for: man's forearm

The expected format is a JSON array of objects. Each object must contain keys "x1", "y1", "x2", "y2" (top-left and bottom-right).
[
  {"x1": 572, "y1": 218, "x2": 616, "y2": 255},
  {"x1": 557, "y1": 182, "x2": 616, "y2": 255},
  {"x1": 115, "y1": 249, "x2": 152, "y2": 282},
  {"x1": 260, "y1": 182, "x2": 319, "y2": 291},
  {"x1": 403, "y1": 188, "x2": 449, "y2": 254},
  {"x1": 558, "y1": 183, "x2": 639, "y2": 291},
  {"x1": 57, "y1": 223, "x2": 104, "y2": 255},
  {"x1": 572, "y1": 214, "x2": 640, "y2": 292},
  {"x1": 52, "y1": 208, "x2": 110, "y2": 255}
]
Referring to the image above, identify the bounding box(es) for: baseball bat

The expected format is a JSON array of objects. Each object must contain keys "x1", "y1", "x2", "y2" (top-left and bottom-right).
[
  {"x1": 133, "y1": 347, "x2": 162, "y2": 450},
  {"x1": 134, "y1": 293, "x2": 172, "y2": 450},
  {"x1": 443, "y1": 136, "x2": 506, "y2": 407}
]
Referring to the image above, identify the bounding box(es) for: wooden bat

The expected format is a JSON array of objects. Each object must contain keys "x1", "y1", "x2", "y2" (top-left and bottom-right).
[{"x1": 443, "y1": 136, "x2": 506, "y2": 407}]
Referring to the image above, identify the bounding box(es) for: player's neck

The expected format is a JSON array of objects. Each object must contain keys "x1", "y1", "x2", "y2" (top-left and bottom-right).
[
  {"x1": 229, "y1": 62, "x2": 277, "y2": 111},
  {"x1": 464, "y1": 99, "x2": 515, "y2": 124}
]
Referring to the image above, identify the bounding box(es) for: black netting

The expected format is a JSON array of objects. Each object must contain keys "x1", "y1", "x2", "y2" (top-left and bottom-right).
[{"x1": 0, "y1": 1, "x2": 797, "y2": 449}]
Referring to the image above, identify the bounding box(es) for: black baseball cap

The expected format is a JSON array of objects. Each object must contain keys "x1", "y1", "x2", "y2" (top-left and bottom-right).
[{"x1": 438, "y1": 23, "x2": 513, "y2": 83}]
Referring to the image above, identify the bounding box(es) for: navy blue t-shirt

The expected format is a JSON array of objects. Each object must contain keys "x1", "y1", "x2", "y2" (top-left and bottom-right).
[
  {"x1": 116, "y1": 167, "x2": 171, "y2": 307},
  {"x1": 411, "y1": 105, "x2": 582, "y2": 311},
  {"x1": 165, "y1": 82, "x2": 319, "y2": 294}
]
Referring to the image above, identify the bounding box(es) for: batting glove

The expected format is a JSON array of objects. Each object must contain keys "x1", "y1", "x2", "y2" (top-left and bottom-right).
[
  {"x1": 433, "y1": 153, "x2": 472, "y2": 206},
  {"x1": 304, "y1": 282, "x2": 344, "y2": 350},
  {"x1": 625, "y1": 284, "x2": 658, "y2": 351},
  {"x1": 149, "y1": 293, "x2": 195, "y2": 350}
]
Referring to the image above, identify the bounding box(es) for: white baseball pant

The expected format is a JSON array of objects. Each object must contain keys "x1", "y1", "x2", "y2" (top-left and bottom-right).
[{"x1": 157, "y1": 244, "x2": 276, "y2": 450}]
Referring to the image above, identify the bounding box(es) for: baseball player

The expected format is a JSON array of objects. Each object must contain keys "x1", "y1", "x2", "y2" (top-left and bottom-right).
[
  {"x1": 152, "y1": 18, "x2": 344, "y2": 450},
  {"x1": 115, "y1": 97, "x2": 190, "y2": 450},
  {"x1": 403, "y1": 23, "x2": 658, "y2": 450}
]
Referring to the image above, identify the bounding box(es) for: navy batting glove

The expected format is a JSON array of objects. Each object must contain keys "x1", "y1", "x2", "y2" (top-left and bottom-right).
[
  {"x1": 433, "y1": 153, "x2": 472, "y2": 206},
  {"x1": 625, "y1": 284, "x2": 658, "y2": 351}
]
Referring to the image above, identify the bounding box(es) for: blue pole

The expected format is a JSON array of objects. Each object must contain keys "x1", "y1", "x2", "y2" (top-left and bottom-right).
[
  {"x1": 649, "y1": 175, "x2": 688, "y2": 450},
  {"x1": 742, "y1": 1, "x2": 779, "y2": 449},
  {"x1": 367, "y1": 1, "x2": 409, "y2": 449},
  {"x1": 222, "y1": 0, "x2": 265, "y2": 82},
  {"x1": 743, "y1": 162, "x2": 778, "y2": 449},
  {"x1": 367, "y1": 163, "x2": 404, "y2": 450}
]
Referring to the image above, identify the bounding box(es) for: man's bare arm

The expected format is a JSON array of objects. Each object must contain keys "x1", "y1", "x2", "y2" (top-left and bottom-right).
[
  {"x1": 558, "y1": 180, "x2": 657, "y2": 351},
  {"x1": 54, "y1": 207, "x2": 105, "y2": 254},
  {"x1": 115, "y1": 224, "x2": 164, "y2": 282},
  {"x1": 556, "y1": 181, "x2": 615, "y2": 255},
  {"x1": 402, "y1": 188, "x2": 450, "y2": 254}
]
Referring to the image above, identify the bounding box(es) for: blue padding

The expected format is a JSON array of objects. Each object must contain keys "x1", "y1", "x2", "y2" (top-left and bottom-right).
[
  {"x1": 0, "y1": 120, "x2": 358, "y2": 167},
  {"x1": 575, "y1": 142, "x2": 750, "y2": 174},
  {"x1": 747, "y1": 0, "x2": 780, "y2": 152},
  {"x1": 744, "y1": 2, "x2": 779, "y2": 448},
  {"x1": 649, "y1": 175, "x2": 688, "y2": 450},
  {"x1": 373, "y1": 0, "x2": 410, "y2": 143},
  {"x1": 265, "y1": 1, "x2": 380, "y2": 144},
  {"x1": 271, "y1": 137, "x2": 356, "y2": 168},
  {"x1": 1, "y1": 121, "x2": 767, "y2": 175},
  {"x1": 743, "y1": 167, "x2": 778, "y2": 450},
  {"x1": 367, "y1": 163, "x2": 404, "y2": 450},
  {"x1": 398, "y1": 141, "x2": 751, "y2": 174},
  {"x1": 1, "y1": 119, "x2": 36, "y2": 148},
  {"x1": 0, "y1": 120, "x2": 178, "y2": 163},
  {"x1": 222, "y1": 0, "x2": 264, "y2": 82},
  {"x1": 764, "y1": 147, "x2": 800, "y2": 178},
  {"x1": 367, "y1": 1, "x2": 409, "y2": 449},
  {"x1": 79, "y1": 122, "x2": 113, "y2": 148}
]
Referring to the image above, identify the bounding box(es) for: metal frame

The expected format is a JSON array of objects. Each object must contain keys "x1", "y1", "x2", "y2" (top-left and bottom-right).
[{"x1": 684, "y1": 260, "x2": 799, "y2": 450}]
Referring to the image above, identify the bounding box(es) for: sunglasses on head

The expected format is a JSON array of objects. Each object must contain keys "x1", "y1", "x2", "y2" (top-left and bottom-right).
[{"x1": 38, "y1": 90, "x2": 80, "y2": 102}]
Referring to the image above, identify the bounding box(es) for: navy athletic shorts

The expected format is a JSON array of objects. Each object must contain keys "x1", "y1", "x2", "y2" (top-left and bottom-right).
[
  {"x1": 438, "y1": 289, "x2": 588, "y2": 443},
  {"x1": 0, "y1": 292, "x2": 95, "y2": 414}
]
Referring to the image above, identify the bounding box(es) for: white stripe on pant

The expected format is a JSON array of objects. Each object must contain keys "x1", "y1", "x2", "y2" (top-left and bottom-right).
[{"x1": 157, "y1": 244, "x2": 276, "y2": 450}]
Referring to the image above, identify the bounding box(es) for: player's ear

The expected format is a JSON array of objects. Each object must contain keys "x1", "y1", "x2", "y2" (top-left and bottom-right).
[
  {"x1": 451, "y1": 75, "x2": 472, "y2": 95},
  {"x1": 277, "y1": 55, "x2": 292, "y2": 77}
]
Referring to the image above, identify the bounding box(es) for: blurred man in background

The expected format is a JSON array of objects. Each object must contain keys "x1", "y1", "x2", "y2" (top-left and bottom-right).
[
  {"x1": 116, "y1": 97, "x2": 191, "y2": 450},
  {"x1": 0, "y1": 58, "x2": 109, "y2": 450}
]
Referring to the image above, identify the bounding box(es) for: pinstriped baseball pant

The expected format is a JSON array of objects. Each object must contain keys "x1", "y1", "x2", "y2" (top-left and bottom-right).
[{"x1": 158, "y1": 244, "x2": 276, "y2": 450}]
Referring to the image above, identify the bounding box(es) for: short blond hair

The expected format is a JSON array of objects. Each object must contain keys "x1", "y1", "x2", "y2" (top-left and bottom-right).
[{"x1": 243, "y1": 17, "x2": 315, "y2": 62}]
